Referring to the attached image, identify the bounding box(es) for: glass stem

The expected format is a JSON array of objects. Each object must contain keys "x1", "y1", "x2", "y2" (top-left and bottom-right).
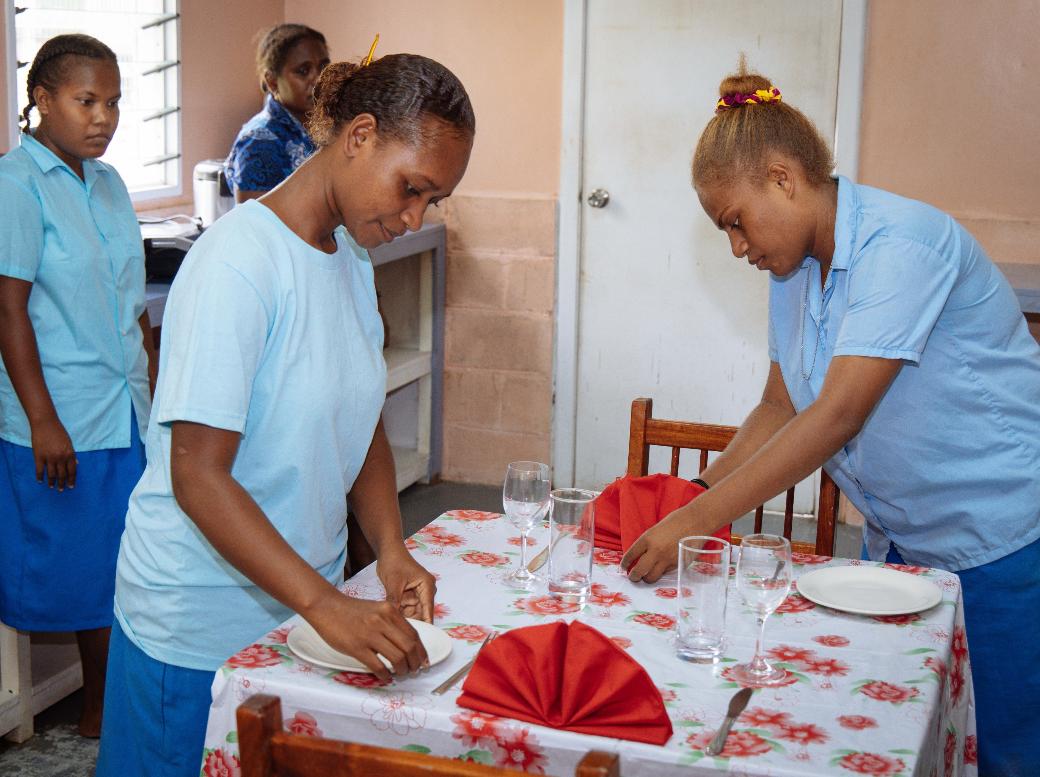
[
  {"x1": 519, "y1": 530, "x2": 529, "y2": 569},
  {"x1": 750, "y1": 615, "x2": 769, "y2": 673}
]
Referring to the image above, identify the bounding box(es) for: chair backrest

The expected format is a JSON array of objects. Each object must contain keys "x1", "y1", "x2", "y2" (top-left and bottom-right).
[
  {"x1": 627, "y1": 397, "x2": 839, "y2": 556},
  {"x1": 237, "y1": 694, "x2": 620, "y2": 777}
]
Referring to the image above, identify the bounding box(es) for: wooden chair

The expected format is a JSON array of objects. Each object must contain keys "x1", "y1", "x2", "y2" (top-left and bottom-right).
[
  {"x1": 237, "y1": 694, "x2": 620, "y2": 777},
  {"x1": 627, "y1": 397, "x2": 839, "y2": 556}
]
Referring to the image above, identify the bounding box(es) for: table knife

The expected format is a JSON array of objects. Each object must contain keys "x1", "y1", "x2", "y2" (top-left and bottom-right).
[
  {"x1": 704, "y1": 687, "x2": 753, "y2": 756},
  {"x1": 431, "y1": 630, "x2": 497, "y2": 695}
]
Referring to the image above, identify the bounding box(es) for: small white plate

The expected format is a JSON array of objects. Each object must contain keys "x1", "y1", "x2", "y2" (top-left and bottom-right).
[
  {"x1": 286, "y1": 618, "x2": 452, "y2": 673},
  {"x1": 796, "y1": 565, "x2": 942, "y2": 616}
]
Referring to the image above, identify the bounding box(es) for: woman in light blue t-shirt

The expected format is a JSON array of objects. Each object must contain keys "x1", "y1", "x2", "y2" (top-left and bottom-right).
[
  {"x1": 97, "y1": 54, "x2": 475, "y2": 777},
  {"x1": 622, "y1": 63, "x2": 1040, "y2": 776}
]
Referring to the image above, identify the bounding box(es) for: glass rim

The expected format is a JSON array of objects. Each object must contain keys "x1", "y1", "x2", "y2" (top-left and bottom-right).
[
  {"x1": 506, "y1": 460, "x2": 550, "y2": 474},
  {"x1": 549, "y1": 487, "x2": 599, "y2": 503},
  {"x1": 739, "y1": 532, "x2": 791, "y2": 549},
  {"x1": 677, "y1": 535, "x2": 730, "y2": 552}
]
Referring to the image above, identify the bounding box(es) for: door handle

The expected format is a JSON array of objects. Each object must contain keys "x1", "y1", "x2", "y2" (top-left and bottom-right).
[{"x1": 586, "y1": 189, "x2": 610, "y2": 208}]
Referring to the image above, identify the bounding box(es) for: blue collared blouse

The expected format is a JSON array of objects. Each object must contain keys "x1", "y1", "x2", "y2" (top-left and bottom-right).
[
  {"x1": 0, "y1": 133, "x2": 151, "y2": 450},
  {"x1": 768, "y1": 176, "x2": 1040, "y2": 572}
]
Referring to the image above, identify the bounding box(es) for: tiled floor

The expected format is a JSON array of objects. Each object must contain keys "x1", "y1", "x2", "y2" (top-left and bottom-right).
[{"x1": 0, "y1": 480, "x2": 859, "y2": 774}]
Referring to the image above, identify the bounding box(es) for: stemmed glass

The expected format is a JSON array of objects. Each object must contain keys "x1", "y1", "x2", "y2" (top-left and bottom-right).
[
  {"x1": 731, "y1": 534, "x2": 793, "y2": 686},
  {"x1": 501, "y1": 461, "x2": 551, "y2": 590}
]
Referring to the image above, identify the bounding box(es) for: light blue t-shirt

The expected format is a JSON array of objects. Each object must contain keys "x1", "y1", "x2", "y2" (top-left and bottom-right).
[
  {"x1": 0, "y1": 133, "x2": 150, "y2": 449},
  {"x1": 769, "y1": 176, "x2": 1040, "y2": 572},
  {"x1": 114, "y1": 200, "x2": 387, "y2": 670}
]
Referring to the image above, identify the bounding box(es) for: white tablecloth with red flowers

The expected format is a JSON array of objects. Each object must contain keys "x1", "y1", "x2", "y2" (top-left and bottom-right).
[{"x1": 200, "y1": 510, "x2": 977, "y2": 777}]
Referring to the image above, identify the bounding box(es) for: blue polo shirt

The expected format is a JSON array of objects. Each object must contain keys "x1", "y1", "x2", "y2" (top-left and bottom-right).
[
  {"x1": 769, "y1": 177, "x2": 1040, "y2": 572},
  {"x1": 0, "y1": 133, "x2": 150, "y2": 450},
  {"x1": 114, "y1": 200, "x2": 387, "y2": 671},
  {"x1": 224, "y1": 94, "x2": 316, "y2": 194}
]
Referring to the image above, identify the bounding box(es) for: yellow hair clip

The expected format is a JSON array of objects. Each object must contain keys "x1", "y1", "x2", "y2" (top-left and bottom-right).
[{"x1": 361, "y1": 34, "x2": 380, "y2": 67}]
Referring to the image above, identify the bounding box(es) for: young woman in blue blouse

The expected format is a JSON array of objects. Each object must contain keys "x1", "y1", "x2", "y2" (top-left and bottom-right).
[
  {"x1": 621, "y1": 63, "x2": 1040, "y2": 776},
  {"x1": 225, "y1": 23, "x2": 330, "y2": 203},
  {"x1": 0, "y1": 34, "x2": 155, "y2": 737}
]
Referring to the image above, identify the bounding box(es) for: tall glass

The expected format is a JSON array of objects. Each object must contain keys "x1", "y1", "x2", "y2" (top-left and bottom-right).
[
  {"x1": 730, "y1": 534, "x2": 792, "y2": 686},
  {"x1": 547, "y1": 488, "x2": 597, "y2": 605},
  {"x1": 675, "y1": 536, "x2": 730, "y2": 662},
  {"x1": 501, "y1": 461, "x2": 551, "y2": 589}
]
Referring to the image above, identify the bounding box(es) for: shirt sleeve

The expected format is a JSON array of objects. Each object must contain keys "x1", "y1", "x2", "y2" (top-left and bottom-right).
[
  {"x1": 0, "y1": 175, "x2": 44, "y2": 282},
  {"x1": 156, "y1": 256, "x2": 273, "y2": 433},
  {"x1": 833, "y1": 237, "x2": 958, "y2": 364},
  {"x1": 226, "y1": 134, "x2": 291, "y2": 193}
]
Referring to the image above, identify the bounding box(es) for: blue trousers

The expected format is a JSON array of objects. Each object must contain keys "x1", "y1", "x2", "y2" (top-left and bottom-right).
[
  {"x1": 873, "y1": 541, "x2": 1040, "y2": 777},
  {"x1": 96, "y1": 621, "x2": 216, "y2": 777}
]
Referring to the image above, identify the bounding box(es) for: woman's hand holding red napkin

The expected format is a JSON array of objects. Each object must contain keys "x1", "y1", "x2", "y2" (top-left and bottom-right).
[{"x1": 456, "y1": 621, "x2": 672, "y2": 745}]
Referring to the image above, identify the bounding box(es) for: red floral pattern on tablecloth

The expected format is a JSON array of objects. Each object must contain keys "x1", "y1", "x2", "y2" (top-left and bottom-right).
[
  {"x1": 608, "y1": 636, "x2": 632, "y2": 650},
  {"x1": 588, "y1": 583, "x2": 631, "y2": 607},
  {"x1": 813, "y1": 634, "x2": 850, "y2": 647},
  {"x1": 592, "y1": 548, "x2": 623, "y2": 566},
  {"x1": 944, "y1": 729, "x2": 957, "y2": 775},
  {"x1": 766, "y1": 644, "x2": 815, "y2": 663},
  {"x1": 451, "y1": 710, "x2": 504, "y2": 748},
  {"x1": 924, "y1": 656, "x2": 947, "y2": 680},
  {"x1": 687, "y1": 729, "x2": 773, "y2": 758},
  {"x1": 417, "y1": 526, "x2": 465, "y2": 547},
  {"x1": 445, "y1": 509, "x2": 500, "y2": 522},
  {"x1": 740, "y1": 707, "x2": 792, "y2": 729},
  {"x1": 721, "y1": 665, "x2": 797, "y2": 687},
  {"x1": 776, "y1": 722, "x2": 829, "y2": 746},
  {"x1": 265, "y1": 626, "x2": 291, "y2": 644},
  {"x1": 871, "y1": 613, "x2": 922, "y2": 626},
  {"x1": 791, "y1": 552, "x2": 830, "y2": 565},
  {"x1": 631, "y1": 612, "x2": 676, "y2": 630},
  {"x1": 226, "y1": 644, "x2": 283, "y2": 669},
  {"x1": 837, "y1": 752, "x2": 906, "y2": 775},
  {"x1": 513, "y1": 595, "x2": 580, "y2": 616},
  {"x1": 883, "y1": 562, "x2": 929, "y2": 575},
  {"x1": 654, "y1": 587, "x2": 677, "y2": 598},
  {"x1": 202, "y1": 748, "x2": 241, "y2": 777},
  {"x1": 507, "y1": 535, "x2": 539, "y2": 546},
  {"x1": 775, "y1": 593, "x2": 817, "y2": 614},
  {"x1": 285, "y1": 711, "x2": 322, "y2": 737},
  {"x1": 445, "y1": 624, "x2": 491, "y2": 643},
  {"x1": 857, "y1": 680, "x2": 920, "y2": 704},
  {"x1": 460, "y1": 551, "x2": 510, "y2": 567},
  {"x1": 838, "y1": 715, "x2": 878, "y2": 730},
  {"x1": 492, "y1": 727, "x2": 548, "y2": 773},
  {"x1": 802, "y1": 657, "x2": 850, "y2": 677},
  {"x1": 964, "y1": 734, "x2": 977, "y2": 765},
  {"x1": 330, "y1": 671, "x2": 390, "y2": 688}
]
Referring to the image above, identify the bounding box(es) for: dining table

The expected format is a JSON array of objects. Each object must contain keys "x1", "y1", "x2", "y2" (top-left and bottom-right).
[{"x1": 200, "y1": 509, "x2": 977, "y2": 776}]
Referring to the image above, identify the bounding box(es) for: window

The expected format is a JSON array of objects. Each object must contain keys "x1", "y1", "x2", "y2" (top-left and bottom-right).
[{"x1": 5, "y1": 0, "x2": 181, "y2": 200}]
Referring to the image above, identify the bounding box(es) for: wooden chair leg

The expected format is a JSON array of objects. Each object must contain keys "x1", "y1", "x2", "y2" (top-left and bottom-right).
[
  {"x1": 0, "y1": 621, "x2": 34, "y2": 743},
  {"x1": 576, "y1": 751, "x2": 621, "y2": 777},
  {"x1": 237, "y1": 694, "x2": 282, "y2": 777}
]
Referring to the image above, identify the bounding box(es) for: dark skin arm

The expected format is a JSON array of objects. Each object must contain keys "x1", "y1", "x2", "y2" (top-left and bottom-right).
[
  {"x1": 0, "y1": 276, "x2": 76, "y2": 489},
  {"x1": 622, "y1": 355, "x2": 903, "y2": 582},
  {"x1": 348, "y1": 419, "x2": 437, "y2": 622},
  {"x1": 170, "y1": 419, "x2": 430, "y2": 682},
  {"x1": 137, "y1": 310, "x2": 158, "y2": 397}
]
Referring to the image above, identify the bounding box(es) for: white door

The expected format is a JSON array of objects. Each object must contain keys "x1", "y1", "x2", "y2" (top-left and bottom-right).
[{"x1": 567, "y1": 1, "x2": 844, "y2": 509}]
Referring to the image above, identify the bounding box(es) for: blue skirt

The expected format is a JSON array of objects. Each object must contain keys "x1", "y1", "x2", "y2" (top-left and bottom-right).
[{"x1": 0, "y1": 415, "x2": 145, "y2": 631}]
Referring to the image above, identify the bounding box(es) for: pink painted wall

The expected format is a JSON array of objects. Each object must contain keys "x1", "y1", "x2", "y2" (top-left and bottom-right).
[
  {"x1": 858, "y1": 0, "x2": 1040, "y2": 267},
  {"x1": 284, "y1": 0, "x2": 563, "y2": 196}
]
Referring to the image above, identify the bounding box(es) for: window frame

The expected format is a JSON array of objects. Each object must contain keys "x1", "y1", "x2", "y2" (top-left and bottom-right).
[{"x1": 2, "y1": 0, "x2": 183, "y2": 203}]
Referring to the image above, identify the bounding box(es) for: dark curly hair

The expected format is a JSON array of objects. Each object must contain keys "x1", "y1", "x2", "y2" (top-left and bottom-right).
[
  {"x1": 255, "y1": 23, "x2": 327, "y2": 93},
  {"x1": 21, "y1": 34, "x2": 118, "y2": 133},
  {"x1": 308, "y1": 53, "x2": 475, "y2": 147}
]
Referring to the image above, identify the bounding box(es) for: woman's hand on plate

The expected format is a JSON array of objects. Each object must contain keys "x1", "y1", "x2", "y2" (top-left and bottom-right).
[{"x1": 377, "y1": 545, "x2": 437, "y2": 623}]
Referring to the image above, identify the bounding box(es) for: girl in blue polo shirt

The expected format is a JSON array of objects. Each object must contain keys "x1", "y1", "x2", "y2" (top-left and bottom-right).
[
  {"x1": 0, "y1": 34, "x2": 154, "y2": 737},
  {"x1": 623, "y1": 64, "x2": 1040, "y2": 775},
  {"x1": 224, "y1": 23, "x2": 329, "y2": 202}
]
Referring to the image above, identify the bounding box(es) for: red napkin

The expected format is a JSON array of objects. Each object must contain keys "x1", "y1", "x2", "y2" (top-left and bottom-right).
[
  {"x1": 456, "y1": 621, "x2": 672, "y2": 745},
  {"x1": 593, "y1": 473, "x2": 729, "y2": 552}
]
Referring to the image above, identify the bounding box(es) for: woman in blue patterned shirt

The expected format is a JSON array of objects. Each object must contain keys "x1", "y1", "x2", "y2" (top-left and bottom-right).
[{"x1": 225, "y1": 24, "x2": 329, "y2": 202}]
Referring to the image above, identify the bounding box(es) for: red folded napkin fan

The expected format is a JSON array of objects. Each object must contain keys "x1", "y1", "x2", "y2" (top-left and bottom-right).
[
  {"x1": 593, "y1": 473, "x2": 729, "y2": 552},
  {"x1": 456, "y1": 621, "x2": 673, "y2": 746}
]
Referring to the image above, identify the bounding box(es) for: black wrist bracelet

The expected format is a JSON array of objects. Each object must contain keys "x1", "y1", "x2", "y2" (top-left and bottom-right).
[{"x1": 691, "y1": 477, "x2": 710, "y2": 489}]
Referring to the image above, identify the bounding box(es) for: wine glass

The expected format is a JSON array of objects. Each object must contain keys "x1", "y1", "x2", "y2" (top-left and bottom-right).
[
  {"x1": 501, "y1": 461, "x2": 551, "y2": 589},
  {"x1": 731, "y1": 534, "x2": 792, "y2": 686}
]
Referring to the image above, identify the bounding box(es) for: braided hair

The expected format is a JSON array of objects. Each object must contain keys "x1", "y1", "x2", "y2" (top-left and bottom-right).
[
  {"x1": 308, "y1": 53, "x2": 475, "y2": 147},
  {"x1": 255, "y1": 23, "x2": 327, "y2": 93},
  {"x1": 21, "y1": 34, "x2": 118, "y2": 133}
]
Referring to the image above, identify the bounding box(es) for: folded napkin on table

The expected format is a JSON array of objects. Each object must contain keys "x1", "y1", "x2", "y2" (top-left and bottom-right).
[
  {"x1": 593, "y1": 473, "x2": 729, "y2": 552},
  {"x1": 456, "y1": 621, "x2": 672, "y2": 746}
]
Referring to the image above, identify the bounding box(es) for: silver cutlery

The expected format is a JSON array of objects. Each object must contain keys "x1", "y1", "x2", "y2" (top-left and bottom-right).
[
  {"x1": 704, "y1": 686, "x2": 753, "y2": 756},
  {"x1": 431, "y1": 630, "x2": 498, "y2": 695}
]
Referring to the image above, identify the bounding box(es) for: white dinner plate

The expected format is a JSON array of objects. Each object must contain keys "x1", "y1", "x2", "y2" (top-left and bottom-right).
[
  {"x1": 286, "y1": 618, "x2": 452, "y2": 674},
  {"x1": 796, "y1": 565, "x2": 942, "y2": 616}
]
